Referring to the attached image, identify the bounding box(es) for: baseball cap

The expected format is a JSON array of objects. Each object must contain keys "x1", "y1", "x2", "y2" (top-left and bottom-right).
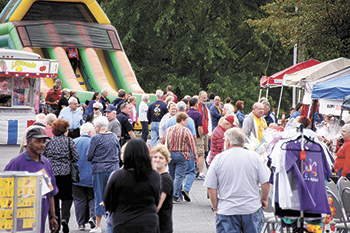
[
  {"x1": 224, "y1": 116, "x2": 235, "y2": 126},
  {"x1": 105, "y1": 105, "x2": 117, "y2": 112},
  {"x1": 26, "y1": 128, "x2": 49, "y2": 139}
]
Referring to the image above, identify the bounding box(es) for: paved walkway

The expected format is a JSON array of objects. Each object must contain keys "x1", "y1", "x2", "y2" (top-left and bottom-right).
[{"x1": 0, "y1": 145, "x2": 216, "y2": 233}]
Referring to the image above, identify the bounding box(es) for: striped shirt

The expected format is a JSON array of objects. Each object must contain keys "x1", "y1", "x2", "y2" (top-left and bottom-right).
[
  {"x1": 209, "y1": 125, "x2": 226, "y2": 165},
  {"x1": 162, "y1": 125, "x2": 196, "y2": 160}
]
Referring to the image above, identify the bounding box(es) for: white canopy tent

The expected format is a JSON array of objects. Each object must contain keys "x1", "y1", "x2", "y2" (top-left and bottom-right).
[{"x1": 283, "y1": 57, "x2": 350, "y2": 87}]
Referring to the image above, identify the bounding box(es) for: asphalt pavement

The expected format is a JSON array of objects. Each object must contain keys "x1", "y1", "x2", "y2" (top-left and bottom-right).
[{"x1": 0, "y1": 144, "x2": 216, "y2": 233}]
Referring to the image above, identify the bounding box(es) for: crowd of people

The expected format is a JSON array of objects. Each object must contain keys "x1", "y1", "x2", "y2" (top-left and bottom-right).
[{"x1": 6, "y1": 81, "x2": 349, "y2": 233}]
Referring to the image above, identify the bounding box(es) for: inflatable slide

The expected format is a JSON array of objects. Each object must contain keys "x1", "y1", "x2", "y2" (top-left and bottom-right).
[{"x1": 0, "y1": 0, "x2": 151, "y2": 103}]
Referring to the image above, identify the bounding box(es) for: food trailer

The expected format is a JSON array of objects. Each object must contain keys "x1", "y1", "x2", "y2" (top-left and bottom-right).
[{"x1": 0, "y1": 49, "x2": 59, "y2": 144}]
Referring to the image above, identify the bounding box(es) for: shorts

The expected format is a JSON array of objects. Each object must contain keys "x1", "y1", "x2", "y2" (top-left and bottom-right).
[
  {"x1": 196, "y1": 137, "x2": 205, "y2": 157},
  {"x1": 202, "y1": 134, "x2": 209, "y2": 152}
]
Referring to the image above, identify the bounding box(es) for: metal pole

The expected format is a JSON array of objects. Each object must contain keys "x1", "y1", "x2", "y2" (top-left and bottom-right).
[
  {"x1": 293, "y1": 43, "x2": 297, "y2": 107},
  {"x1": 277, "y1": 85, "x2": 284, "y2": 119}
]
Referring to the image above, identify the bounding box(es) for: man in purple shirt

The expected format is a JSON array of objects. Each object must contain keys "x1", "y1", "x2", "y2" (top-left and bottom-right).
[{"x1": 4, "y1": 128, "x2": 59, "y2": 233}]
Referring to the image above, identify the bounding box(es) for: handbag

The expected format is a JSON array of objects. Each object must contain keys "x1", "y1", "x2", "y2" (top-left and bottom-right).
[{"x1": 68, "y1": 137, "x2": 81, "y2": 182}]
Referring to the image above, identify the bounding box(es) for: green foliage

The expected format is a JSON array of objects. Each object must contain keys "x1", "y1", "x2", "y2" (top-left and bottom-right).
[
  {"x1": 248, "y1": 0, "x2": 350, "y2": 61},
  {"x1": 102, "y1": 0, "x2": 293, "y2": 111},
  {"x1": 0, "y1": 0, "x2": 10, "y2": 12}
]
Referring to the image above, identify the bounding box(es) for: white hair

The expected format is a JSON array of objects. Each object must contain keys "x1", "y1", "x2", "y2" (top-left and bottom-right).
[
  {"x1": 36, "y1": 113, "x2": 46, "y2": 124},
  {"x1": 343, "y1": 124, "x2": 350, "y2": 133},
  {"x1": 177, "y1": 101, "x2": 186, "y2": 112},
  {"x1": 80, "y1": 123, "x2": 95, "y2": 135},
  {"x1": 45, "y1": 113, "x2": 57, "y2": 126},
  {"x1": 224, "y1": 128, "x2": 245, "y2": 147},
  {"x1": 93, "y1": 116, "x2": 109, "y2": 130},
  {"x1": 68, "y1": 97, "x2": 78, "y2": 104},
  {"x1": 101, "y1": 89, "x2": 108, "y2": 95},
  {"x1": 142, "y1": 94, "x2": 149, "y2": 102},
  {"x1": 93, "y1": 102, "x2": 103, "y2": 109},
  {"x1": 156, "y1": 90, "x2": 164, "y2": 98},
  {"x1": 224, "y1": 104, "x2": 234, "y2": 115}
]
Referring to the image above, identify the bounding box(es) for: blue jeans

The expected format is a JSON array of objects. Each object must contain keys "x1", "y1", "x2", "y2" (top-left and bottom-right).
[
  {"x1": 92, "y1": 172, "x2": 112, "y2": 216},
  {"x1": 179, "y1": 152, "x2": 195, "y2": 199},
  {"x1": 168, "y1": 152, "x2": 189, "y2": 199},
  {"x1": 151, "y1": 122, "x2": 160, "y2": 147},
  {"x1": 141, "y1": 121, "x2": 149, "y2": 142},
  {"x1": 216, "y1": 208, "x2": 263, "y2": 233}
]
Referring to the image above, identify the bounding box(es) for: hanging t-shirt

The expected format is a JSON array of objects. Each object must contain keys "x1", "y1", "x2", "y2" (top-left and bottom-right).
[{"x1": 284, "y1": 140, "x2": 332, "y2": 214}]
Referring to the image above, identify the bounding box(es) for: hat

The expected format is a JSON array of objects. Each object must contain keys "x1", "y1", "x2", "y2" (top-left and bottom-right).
[
  {"x1": 105, "y1": 105, "x2": 117, "y2": 112},
  {"x1": 26, "y1": 127, "x2": 49, "y2": 140},
  {"x1": 224, "y1": 116, "x2": 235, "y2": 126}
]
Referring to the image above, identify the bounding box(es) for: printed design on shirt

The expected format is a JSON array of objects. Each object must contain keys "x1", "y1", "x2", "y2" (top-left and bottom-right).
[
  {"x1": 154, "y1": 104, "x2": 161, "y2": 116},
  {"x1": 128, "y1": 118, "x2": 133, "y2": 125},
  {"x1": 303, "y1": 158, "x2": 318, "y2": 181}
]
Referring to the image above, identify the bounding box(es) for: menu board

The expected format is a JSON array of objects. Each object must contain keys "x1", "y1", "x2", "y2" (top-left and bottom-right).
[{"x1": 0, "y1": 175, "x2": 41, "y2": 232}]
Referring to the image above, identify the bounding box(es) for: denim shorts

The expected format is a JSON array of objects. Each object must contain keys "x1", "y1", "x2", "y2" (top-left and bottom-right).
[{"x1": 215, "y1": 208, "x2": 263, "y2": 233}]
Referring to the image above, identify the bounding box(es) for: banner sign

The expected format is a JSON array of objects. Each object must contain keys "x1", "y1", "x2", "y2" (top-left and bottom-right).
[
  {"x1": 0, "y1": 58, "x2": 59, "y2": 78},
  {"x1": 319, "y1": 99, "x2": 342, "y2": 116}
]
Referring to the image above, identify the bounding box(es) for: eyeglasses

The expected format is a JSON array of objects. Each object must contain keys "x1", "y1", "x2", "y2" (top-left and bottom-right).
[{"x1": 93, "y1": 108, "x2": 100, "y2": 110}]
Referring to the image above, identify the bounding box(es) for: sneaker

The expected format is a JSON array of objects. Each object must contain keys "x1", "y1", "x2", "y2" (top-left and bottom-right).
[
  {"x1": 61, "y1": 219, "x2": 69, "y2": 233},
  {"x1": 181, "y1": 189, "x2": 191, "y2": 202},
  {"x1": 173, "y1": 197, "x2": 183, "y2": 204},
  {"x1": 88, "y1": 217, "x2": 96, "y2": 229},
  {"x1": 78, "y1": 225, "x2": 85, "y2": 231},
  {"x1": 197, "y1": 174, "x2": 205, "y2": 180},
  {"x1": 90, "y1": 227, "x2": 101, "y2": 233}
]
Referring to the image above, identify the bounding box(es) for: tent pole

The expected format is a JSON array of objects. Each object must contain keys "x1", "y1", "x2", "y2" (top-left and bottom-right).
[
  {"x1": 258, "y1": 88, "x2": 262, "y2": 101},
  {"x1": 266, "y1": 87, "x2": 269, "y2": 99},
  {"x1": 277, "y1": 85, "x2": 284, "y2": 119}
]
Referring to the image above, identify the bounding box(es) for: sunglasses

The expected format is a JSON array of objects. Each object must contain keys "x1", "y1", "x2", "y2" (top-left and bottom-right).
[{"x1": 93, "y1": 108, "x2": 100, "y2": 110}]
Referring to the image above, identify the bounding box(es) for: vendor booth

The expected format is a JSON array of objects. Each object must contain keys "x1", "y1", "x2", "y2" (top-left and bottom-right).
[{"x1": 0, "y1": 49, "x2": 58, "y2": 144}]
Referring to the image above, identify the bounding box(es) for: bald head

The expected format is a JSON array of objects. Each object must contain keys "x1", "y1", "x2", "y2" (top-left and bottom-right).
[{"x1": 252, "y1": 102, "x2": 264, "y2": 119}]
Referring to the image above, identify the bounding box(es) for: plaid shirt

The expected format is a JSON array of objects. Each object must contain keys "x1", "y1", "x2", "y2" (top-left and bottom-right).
[
  {"x1": 209, "y1": 125, "x2": 226, "y2": 165},
  {"x1": 162, "y1": 125, "x2": 196, "y2": 160}
]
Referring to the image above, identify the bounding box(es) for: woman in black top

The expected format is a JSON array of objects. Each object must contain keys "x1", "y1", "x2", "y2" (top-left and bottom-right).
[{"x1": 103, "y1": 138, "x2": 161, "y2": 233}]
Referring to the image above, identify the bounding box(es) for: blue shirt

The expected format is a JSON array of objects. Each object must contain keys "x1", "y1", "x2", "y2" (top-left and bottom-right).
[
  {"x1": 166, "y1": 113, "x2": 196, "y2": 137},
  {"x1": 4, "y1": 150, "x2": 58, "y2": 233},
  {"x1": 147, "y1": 100, "x2": 168, "y2": 123},
  {"x1": 59, "y1": 106, "x2": 83, "y2": 129},
  {"x1": 235, "y1": 110, "x2": 245, "y2": 128},
  {"x1": 264, "y1": 110, "x2": 278, "y2": 126},
  {"x1": 87, "y1": 133, "x2": 120, "y2": 174},
  {"x1": 73, "y1": 135, "x2": 93, "y2": 187},
  {"x1": 290, "y1": 110, "x2": 300, "y2": 120},
  {"x1": 210, "y1": 105, "x2": 222, "y2": 131}
]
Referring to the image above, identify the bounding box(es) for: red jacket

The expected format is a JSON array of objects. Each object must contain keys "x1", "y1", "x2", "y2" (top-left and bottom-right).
[{"x1": 198, "y1": 102, "x2": 209, "y2": 134}]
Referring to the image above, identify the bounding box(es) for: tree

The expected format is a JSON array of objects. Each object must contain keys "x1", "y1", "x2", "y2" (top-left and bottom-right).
[
  {"x1": 247, "y1": 0, "x2": 350, "y2": 61},
  {"x1": 102, "y1": 0, "x2": 293, "y2": 111}
]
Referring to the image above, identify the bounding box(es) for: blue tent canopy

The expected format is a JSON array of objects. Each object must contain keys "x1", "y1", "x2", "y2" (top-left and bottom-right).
[{"x1": 311, "y1": 74, "x2": 350, "y2": 100}]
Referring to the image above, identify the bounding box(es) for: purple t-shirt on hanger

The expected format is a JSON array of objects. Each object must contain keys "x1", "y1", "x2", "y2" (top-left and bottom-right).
[{"x1": 285, "y1": 139, "x2": 332, "y2": 214}]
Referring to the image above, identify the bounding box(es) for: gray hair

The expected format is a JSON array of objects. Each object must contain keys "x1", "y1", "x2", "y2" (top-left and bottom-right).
[
  {"x1": 343, "y1": 124, "x2": 350, "y2": 133},
  {"x1": 156, "y1": 90, "x2": 164, "y2": 98},
  {"x1": 93, "y1": 116, "x2": 109, "y2": 130},
  {"x1": 262, "y1": 101, "x2": 270, "y2": 109},
  {"x1": 93, "y1": 102, "x2": 103, "y2": 109},
  {"x1": 62, "y1": 89, "x2": 69, "y2": 96},
  {"x1": 224, "y1": 104, "x2": 234, "y2": 115},
  {"x1": 224, "y1": 128, "x2": 245, "y2": 147},
  {"x1": 68, "y1": 97, "x2": 78, "y2": 104},
  {"x1": 36, "y1": 113, "x2": 46, "y2": 124},
  {"x1": 199, "y1": 91, "x2": 206, "y2": 97},
  {"x1": 177, "y1": 101, "x2": 186, "y2": 112},
  {"x1": 259, "y1": 97, "x2": 268, "y2": 103},
  {"x1": 142, "y1": 94, "x2": 149, "y2": 102},
  {"x1": 45, "y1": 113, "x2": 57, "y2": 126},
  {"x1": 101, "y1": 89, "x2": 108, "y2": 95},
  {"x1": 80, "y1": 123, "x2": 95, "y2": 135}
]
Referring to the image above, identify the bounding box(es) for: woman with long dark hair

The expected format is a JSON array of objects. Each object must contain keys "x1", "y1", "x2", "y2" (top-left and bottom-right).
[
  {"x1": 103, "y1": 138, "x2": 161, "y2": 233},
  {"x1": 88, "y1": 92, "x2": 101, "y2": 115}
]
